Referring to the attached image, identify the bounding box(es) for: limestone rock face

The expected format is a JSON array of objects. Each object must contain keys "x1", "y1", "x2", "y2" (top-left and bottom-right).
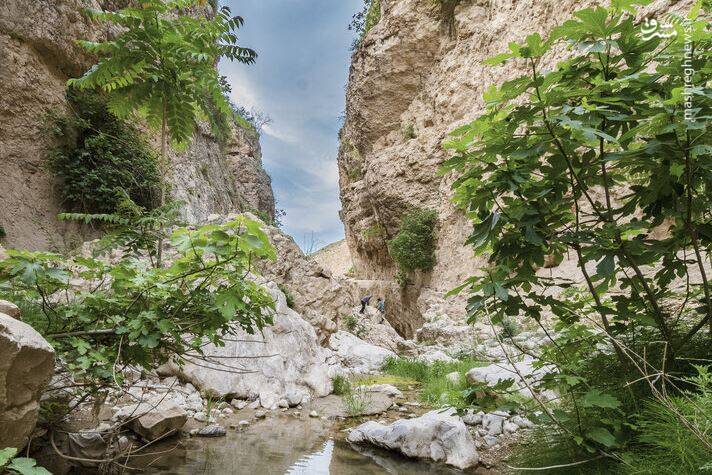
[
  {"x1": 337, "y1": 0, "x2": 694, "y2": 329},
  {"x1": 167, "y1": 284, "x2": 333, "y2": 406},
  {"x1": 0, "y1": 313, "x2": 55, "y2": 449},
  {"x1": 243, "y1": 216, "x2": 361, "y2": 343},
  {"x1": 0, "y1": 0, "x2": 108, "y2": 250},
  {"x1": 347, "y1": 408, "x2": 479, "y2": 469},
  {"x1": 310, "y1": 239, "x2": 353, "y2": 277},
  {"x1": 328, "y1": 331, "x2": 396, "y2": 374},
  {"x1": 170, "y1": 123, "x2": 275, "y2": 225},
  {"x1": 0, "y1": 0, "x2": 274, "y2": 251},
  {"x1": 211, "y1": 218, "x2": 418, "y2": 342}
]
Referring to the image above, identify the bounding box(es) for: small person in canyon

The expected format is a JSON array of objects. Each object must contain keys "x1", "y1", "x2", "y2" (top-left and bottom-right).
[
  {"x1": 359, "y1": 295, "x2": 371, "y2": 313},
  {"x1": 375, "y1": 298, "x2": 385, "y2": 324},
  {"x1": 376, "y1": 298, "x2": 385, "y2": 314}
]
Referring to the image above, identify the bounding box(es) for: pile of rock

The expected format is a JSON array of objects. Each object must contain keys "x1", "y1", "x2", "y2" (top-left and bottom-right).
[
  {"x1": 472, "y1": 330, "x2": 552, "y2": 361},
  {"x1": 460, "y1": 409, "x2": 534, "y2": 449},
  {"x1": 113, "y1": 398, "x2": 188, "y2": 441},
  {"x1": 327, "y1": 331, "x2": 396, "y2": 374},
  {"x1": 164, "y1": 283, "x2": 334, "y2": 409},
  {"x1": 340, "y1": 305, "x2": 412, "y2": 353}
]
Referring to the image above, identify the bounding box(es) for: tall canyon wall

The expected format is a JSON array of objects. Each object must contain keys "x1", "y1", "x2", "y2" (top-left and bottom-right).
[
  {"x1": 0, "y1": 0, "x2": 274, "y2": 251},
  {"x1": 338, "y1": 0, "x2": 692, "y2": 329}
]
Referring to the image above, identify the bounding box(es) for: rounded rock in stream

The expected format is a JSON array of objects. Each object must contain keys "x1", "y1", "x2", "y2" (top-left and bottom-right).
[
  {"x1": 196, "y1": 424, "x2": 227, "y2": 438},
  {"x1": 347, "y1": 408, "x2": 479, "y2": 469}
]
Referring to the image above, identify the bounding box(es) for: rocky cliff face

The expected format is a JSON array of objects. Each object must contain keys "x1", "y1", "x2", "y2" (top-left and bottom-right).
[
  {"x1": 170, "y1": 123, "x2": 275, "y2": 225},
  {"x1": 338, "y1": 0, "x2": 692, "y2": 328},
  {"x1": 0, "y1": 0, "x2": 274, "y2": 251}
]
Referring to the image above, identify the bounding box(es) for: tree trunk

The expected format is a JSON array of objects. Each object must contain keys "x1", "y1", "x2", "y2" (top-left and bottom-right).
[{"x1": 157, "y1": 97, "x2": 168, "y2": 268}]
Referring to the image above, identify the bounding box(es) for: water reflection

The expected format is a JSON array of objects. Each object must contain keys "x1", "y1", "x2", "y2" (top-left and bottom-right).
[{"x1": 286, "y1": 440, "x2": 333, "y2": 475}]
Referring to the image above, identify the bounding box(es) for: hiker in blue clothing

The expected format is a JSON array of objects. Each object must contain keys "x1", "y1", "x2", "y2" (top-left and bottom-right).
[
  {"x1": 360, "y1": 295, "x2": 372, "y2": 314},
  {"x1": 376, "y1": 298, "x2": 385, "y2": 314}
]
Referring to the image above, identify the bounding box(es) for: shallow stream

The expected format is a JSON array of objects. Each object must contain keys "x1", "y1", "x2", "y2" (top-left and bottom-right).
[{"x1": 133, "y1": 415, "x2": 482, "y2": 474}]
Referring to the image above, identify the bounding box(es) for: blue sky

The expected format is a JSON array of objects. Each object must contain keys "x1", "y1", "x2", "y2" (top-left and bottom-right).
[{"x1": 220, "y1": 0, "x2": 362, "y2": 251}]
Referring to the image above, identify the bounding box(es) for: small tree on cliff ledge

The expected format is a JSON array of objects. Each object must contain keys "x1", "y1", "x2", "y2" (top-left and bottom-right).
[{"x1": 68, "y1": 0, "x2": 256, "y2": 206}]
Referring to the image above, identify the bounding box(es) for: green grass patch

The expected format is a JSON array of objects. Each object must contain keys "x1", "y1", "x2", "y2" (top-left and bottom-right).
[
  {"x1": 620, "y1": 366, "x2": 712, "y2": 474},
  {"x1": 382, "y1": 357, "x2": 486, "y2": 409}
]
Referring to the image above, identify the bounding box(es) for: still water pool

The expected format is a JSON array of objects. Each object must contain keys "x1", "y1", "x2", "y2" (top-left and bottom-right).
[{"x1": 135, "y1": 415, "x2": 483, "y2": 474}]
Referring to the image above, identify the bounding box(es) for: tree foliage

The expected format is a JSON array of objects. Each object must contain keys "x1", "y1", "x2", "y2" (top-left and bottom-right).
[
  {"x1": 0, "y1": 449, "x2": 50, "y2": 475},
  {"x1": 47, "y1": 90, "x2": 160, "y2": 213},
  {"x1": 68, "y1": 0, "x2": 256, "y2": 148},
  {"x1": 387, "y1": 209, "x2": 438, "y2": 275},
  {"x1": 349, "y1": 0, "x2": 381, "y2": 49},
  {"x1": 0, "y1": 207, "x2": 276, "y2": 398},
  {"x1": 444, "y1": 0, "x2": 710, "y2": 456}
]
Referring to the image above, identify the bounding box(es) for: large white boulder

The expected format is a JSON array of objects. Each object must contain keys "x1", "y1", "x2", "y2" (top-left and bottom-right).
[
  {"x1": 0, "y1": 313, "x2": 55, "y2": 449},
  {"x1": 167, "y1": 284, "x2": 332, "y2": 407},
  {"x1": 465, "y1": 356, "x2": 554, "y2": 399},
  {"x1": 115, "y1": 398, "x2": 187, "y2": 441},
  {"x1": 328, "y1": 331, "x2": 396, "y2": 374},
  {"x1": 416, "y1": 348, "x2": 456, "y2": 364},
  {"x1": 347, "y1": 408, "x2": 479, "y2": 469}
]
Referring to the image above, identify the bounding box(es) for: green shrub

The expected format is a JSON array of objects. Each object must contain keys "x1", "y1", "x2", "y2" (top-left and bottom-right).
[
  {"x1": 621, "y1": 366, "x2": 712, "y2": 474},
  {"x1": 395, "y1": 270, "x2": 410, "y2": 288},
  {"x1": 343, "y1": 313, "x2": 358, "y2": 331},
  {"x1": 387, "y1": 209, "x2": 437, "y2": 275},
  {"x1": 507, "y1": 365, "x2": 712, "y2": 474},
  {"x1": 244, "y1": 206, "x2": 284, "y2": 229},
  {"x1": 506, "y1": 426, "x2": 616, "y2": 475},
  {"x1": 278, "y1": 283, "x2": 295, "y2": 309},
  {"x1": 343, "y1": 387, "x2": 370, "y2": 417},
  {"x1": 349, "y1": 0, "x2": 381, "y2": 49},
  {"x1": 332, "y1": 375, "x2": 352, "y2": 396},
  {"x1": 499, "y1": 317, "x2": 519, "y2": 338},
  {"x1": 402, "y1": 123, "x2": 417, "y2": 140},
  {"x1": 332, "y1": 374, "x2": 369, "y2": 416},
  {"x1": 361, "y1": 223, "x2": 384, "y2": 241},
  {"x1": 444, "y1": 0, "x2": 711, "y2": 461},
  {"x1": 343, "y1": 313, "x2": 366, "y2": 338},
  {"x1": 344, "y1": 139, "x2": 364, "y2": 181},
  {"x1": 0, "y1": 210, "x2": 276, "y2": 404},
  {"x1": 347, "y1": 163, "x2": 364, "y2": 181},
  {"x1": 47, "y1": 90, "x2": 160, "y2": 214},
  {"x1": 0, "y1": 225, "x2": 5, "y2": 240}
]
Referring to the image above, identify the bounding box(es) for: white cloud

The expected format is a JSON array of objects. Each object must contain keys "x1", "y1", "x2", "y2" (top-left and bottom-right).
[
  {"x1": 226, "y1": 70, "x2": 260, "y2": 111},
  {"x1": 261, "y1": 123, "x2": 300, "y2": 144}
]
